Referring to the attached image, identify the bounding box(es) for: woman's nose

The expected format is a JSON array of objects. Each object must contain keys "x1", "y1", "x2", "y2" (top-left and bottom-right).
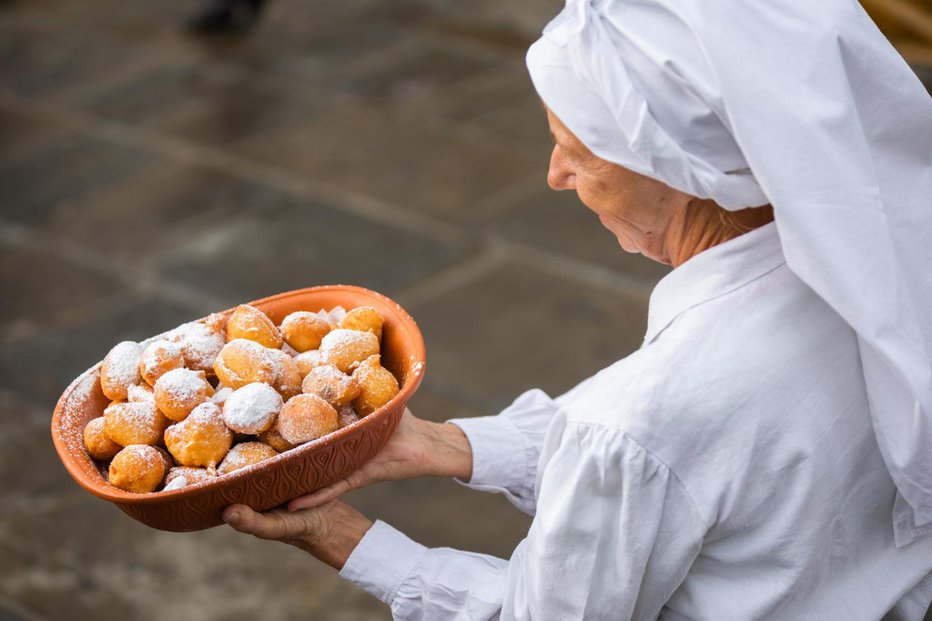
[{"x1": 547, "y1": 145, "x2": 576, "y2": 191}]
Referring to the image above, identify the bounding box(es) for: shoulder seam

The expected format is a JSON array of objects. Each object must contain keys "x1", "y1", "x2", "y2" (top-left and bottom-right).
[{"x1": 564, "y1": 420, "x2": 715, "y2": 531}]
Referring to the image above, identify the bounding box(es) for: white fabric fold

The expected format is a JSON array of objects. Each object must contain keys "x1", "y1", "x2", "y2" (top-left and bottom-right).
[{"x1": 526, "y1": 0, "x2": 932, "y2": 542}]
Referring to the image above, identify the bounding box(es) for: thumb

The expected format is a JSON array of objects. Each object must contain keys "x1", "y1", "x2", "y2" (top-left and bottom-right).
[{"x1": 223, "y1": 504, "x2": 294, "y2": 540}]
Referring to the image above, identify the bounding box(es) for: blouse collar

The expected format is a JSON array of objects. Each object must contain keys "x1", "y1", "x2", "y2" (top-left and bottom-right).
[{"x1": 644, "y1": 221, "x2": 785, "y2": 345}]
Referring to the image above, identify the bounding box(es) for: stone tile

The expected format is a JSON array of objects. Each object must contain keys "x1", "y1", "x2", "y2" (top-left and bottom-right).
[
  {"x1": 218, "y1": 5, "x2": 420, "y2": 83},
  {"x1": 0, "y1": 19, "x2": 148, "y2": 100},
  {"x1": 434, "y1": 0, "x2": 557, "y2": 38},
  {"x1": 406, "y1": 385, "x2": 488, "y2": 424},
  {"x1": 0, "y1": 491, "x2": 345, "y2": 621},
  {"x1": 479, "y1": 186, "x2": 672, "y2": 284},
  {"x1": 75, "y1": 60, "x2": 327, "y2": 149},
  {"x1": 236, "y1": 105, "x2": 541, "y2": 220},
  {"x1": 390, "y1": 58, "x2": 551, "y2": 151},
  {"x1": 0, "y1": 295, "x2": 204, "y2": 410},
  {"x1": 407, "y1": 259, "x2": 649, "y2": 413},
  {"x1": 12, "y1": 0, "x2": 192, "y2": 39},
  {"x1": 0, "y1": 240, "x2": 127, "y2": 330},
  {"x1": 0, "y1": 595, "x2": 46, "y2": 621},
  {"x1": 27, "y1": 162, "x2": 278, "y2": 264},
  {"x1": 0, "y1": 390, "x2": 71, "y2": 508},
  {"x1": 328, "y1": 37, "x2": 501, "y2": 105},
  {"x1": 154, "y1": 192, "x2": 476, "y2": 307},
  {"x1": 0, "y1": 112, "x2": 63, "y2": 165},
  {"x1": 0, "y1": 130, "x2": 158, "y2": 226}
]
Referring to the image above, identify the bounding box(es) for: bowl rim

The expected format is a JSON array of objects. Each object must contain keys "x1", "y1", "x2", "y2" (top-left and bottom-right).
[{"x1": 50, "y1": 284, "x2": 426, "y2": 506}]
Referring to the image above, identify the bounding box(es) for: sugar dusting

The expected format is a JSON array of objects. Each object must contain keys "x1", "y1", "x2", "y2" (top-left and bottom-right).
[
  {"x1": 222, "y1": 382, "x2": 283, "y2": 434},
  {"x1": 103, "y1": 341, "x2": 142, "y2": 387},
  {"x1": 168, "y1": 318, "x2": 224, "y2": 372},
  {"x1": 163, "y1": 476, "x2": 188, "y2": 491},
  {"x1": 155, "y1": 368, "x2": 205, "y2": 404},
  {"x1": 58, "y1": 370, "x2": 103, "y2": 457},
  {"x1": 211, "y1": 386, "x2": 233, "y2": 405},
  {"x1": 127, "y1": 383, "x2": 155, "y2": 403},
  {"x1": 140, "y1": 340, "x2": 183, "y2": 379}
]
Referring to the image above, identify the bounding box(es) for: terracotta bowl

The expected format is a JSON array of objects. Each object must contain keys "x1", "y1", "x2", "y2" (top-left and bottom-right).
[{"x1": 51, "y1": 286, "x2": 426, "y2": 532}]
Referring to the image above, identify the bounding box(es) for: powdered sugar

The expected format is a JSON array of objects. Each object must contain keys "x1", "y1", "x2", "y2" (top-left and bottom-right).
[
  {"x1": 102, "y1": 341, "x2": 143, "y2": 387},
  {"x1": 155, "y1": 368, "x2": 205, "y2": 401},
  {"x1": 210, "y1": 386, "x2": 233, "y2": 405},
  {"x1": 321, "y1": 328, "x2": 373, "y2": 350},
  {"x1": 168, "y1": 318, "x2": 225, "y2": 373},
  {"x1": 187, "y1": 401, "x2": 223, "y2": 424},
  {"x1": 139, "y1": 340, "x2": 183, "y2": 382},
  {"x1": 222, "y1": 382, "x2": 283, "y2": 434},
  {"x1": 163, "y1": 475, "x2": 188, "y2": 490},
  {"x1": 127, "y1": 383, "x2": 155, "y2": 403}
]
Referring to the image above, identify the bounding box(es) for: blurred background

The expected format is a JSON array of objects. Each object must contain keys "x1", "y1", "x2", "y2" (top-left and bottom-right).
[{"x1": 1, "y1": 0, "x2": 929, "y2": 619}]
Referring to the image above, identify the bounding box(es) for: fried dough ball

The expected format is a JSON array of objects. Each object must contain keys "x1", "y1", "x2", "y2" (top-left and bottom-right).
[
  {"x1": 352, "y1": 355, "x2": 400, "y2": 416},
  {"x1": 280, "y1": 311, "x2": 331, "y2": 353},
  {"x1": 168, "y1": 314, "x2": 226, "y2": 375},
  {"x1": 218, "y1": 442, "x2": 279, "y2": 474},
  {"x1": 153, "y1": 368, "x2": 212, "y2": 422},
  {"x1": 139, "y1": 339, "x2": 185, "y2": 387},
  {"x1": 221, "y1": 382, "x2": 283, "y2": 435},
  {"x1": 302, "y1": 365, "x2": 361, "y2": 407},
  {"x1": 226, "y1": 304, "x2": 283, "y2": 349},
  {"x1": 339, "y1": 306, "x2": 384, "y2": 341},
  {"x1": 83, "y1": 417, "x2": 122, "y2": 460},
  {"x1": 163, "y1": 466, "x2": 215, "y2": 491},
  {"x1": 319, "y1": 329, "x2": 380, "y2": 374},
  {"x1": 214, "y1": 339, "x2": 281, "y2": 389},
  {"x1": 258, "y1": 426, "x2": 295, "y2": 453},
  {"x1": 100, "y1": 341, "x2": 143, "y2": 401},
  {"x1": 271, "y1": 349, "x2": 303, "y2": 400},
  {"x1": 275, "y1": 394, "x2": 339, "y2": 445},
  {"x1": 164, "y1": 402, "x2": 233, "y2": 468},
  {"x1": 294, "y1": 350, "x2": 323, "y2": 378},
  {"x1": 210, "y1": 385, "x2": 234, "y2": 406},
  {"x1": 153, "y1": 446, "x2": 175, "y2": 474},
  {"x1": 337, "y1": 404, "x2": 360, "y2": 428},
  {"x1": 109, "y1": 445, "x2": 168, "y2": 494},
  {"x1": 127, "y1": 383, "x2": 154, "y2": 404},
  {"x1": 103, "y1": 400, "x2": 170, "y2": 447}
]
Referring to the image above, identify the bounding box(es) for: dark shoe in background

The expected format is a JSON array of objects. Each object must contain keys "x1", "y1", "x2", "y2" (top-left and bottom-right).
[{"x1": 187, "y1": 0, "x2": 267, "y2": 34}]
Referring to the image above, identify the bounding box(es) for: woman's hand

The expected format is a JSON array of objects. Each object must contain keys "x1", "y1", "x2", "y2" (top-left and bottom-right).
[
  {"x1": 287, "y1": 408, "x2": 473, "y2": 511},
  {"x1": 222, "y1": 499, "x2": 372, "y2": 570}
]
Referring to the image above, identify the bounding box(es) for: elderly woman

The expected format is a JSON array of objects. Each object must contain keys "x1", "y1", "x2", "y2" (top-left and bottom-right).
[{"x1": 222, "y1": 0, "x2": 932, "y2": 618}]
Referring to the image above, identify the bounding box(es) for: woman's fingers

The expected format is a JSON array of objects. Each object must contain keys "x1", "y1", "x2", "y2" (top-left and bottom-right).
[
  {"x1": 223, "y1": 504, "x2": 302, "y2": 540},
  {"x1": 288, "y1": 479, "x2": 353, "y2": 511}
]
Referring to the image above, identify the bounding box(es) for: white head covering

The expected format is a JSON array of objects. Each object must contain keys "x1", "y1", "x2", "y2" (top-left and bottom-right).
[{"x1": 527, "y1": 0, "x2": 932, "y2": 545}]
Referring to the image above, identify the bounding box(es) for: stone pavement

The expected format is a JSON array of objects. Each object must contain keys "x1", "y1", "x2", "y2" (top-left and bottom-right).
[
  {"x1": 1, "y1": 2, "x2": 929, "y2": 620},
  {"x1": 0, "y1": 1, "x2": 665, "y2": 619}
]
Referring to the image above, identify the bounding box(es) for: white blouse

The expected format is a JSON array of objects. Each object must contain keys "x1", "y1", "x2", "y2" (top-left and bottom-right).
[{"x1": 340, "y1": 223, "x2": 932, "y2": 620}]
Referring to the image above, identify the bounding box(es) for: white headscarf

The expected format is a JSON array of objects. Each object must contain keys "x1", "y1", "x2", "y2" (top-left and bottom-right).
[{"x1": 527, "y1": 0, "x2": 932, "y2": 546}]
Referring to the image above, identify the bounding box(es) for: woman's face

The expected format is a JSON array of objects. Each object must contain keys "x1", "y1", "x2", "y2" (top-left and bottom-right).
[{"x1": 546, "y1": 108, "x2": 686, "y2": 265}]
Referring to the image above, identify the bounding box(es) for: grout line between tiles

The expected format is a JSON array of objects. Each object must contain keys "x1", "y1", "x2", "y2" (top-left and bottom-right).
[
  {"x1": 0, "y1": 91, "x2": 470, "y2": 248},
  {"x1": 389, "y1": 246, "x2": 506, "y2": 309}
]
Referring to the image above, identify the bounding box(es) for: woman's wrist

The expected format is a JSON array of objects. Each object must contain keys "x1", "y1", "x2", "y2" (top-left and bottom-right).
[
  {"x1": 295, "y1": 503, "x2": 374, "y2": 571},
  {"x1": 419, "y1": 420, "x2": 473, "y2": 481}
]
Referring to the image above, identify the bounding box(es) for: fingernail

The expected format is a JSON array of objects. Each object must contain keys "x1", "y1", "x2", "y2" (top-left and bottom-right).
[{"x1": 223, "y1": 508, "x2": 241, "y2": 523}]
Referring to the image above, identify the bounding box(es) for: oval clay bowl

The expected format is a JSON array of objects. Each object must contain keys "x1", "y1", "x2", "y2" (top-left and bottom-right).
[{"x1": 51, "y1": 286, "x2": 425, "y2": 532}]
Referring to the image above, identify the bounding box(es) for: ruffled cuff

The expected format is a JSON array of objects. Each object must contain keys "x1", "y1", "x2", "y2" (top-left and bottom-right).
[
  {"x1": 447, "y1": 414, "x2": 532, "y2": 493},
  {"x1": 339, "y1": 520, "x2": 428, "y2": 605}
]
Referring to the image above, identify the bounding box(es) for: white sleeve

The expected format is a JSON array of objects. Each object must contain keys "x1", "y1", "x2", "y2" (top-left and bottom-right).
[
  {"x1": 341, "y1": 424, "x2": 708, "y2": 621},
  {"x1": 447, "y1": 380, "x2": 595, "y2": 516}
]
